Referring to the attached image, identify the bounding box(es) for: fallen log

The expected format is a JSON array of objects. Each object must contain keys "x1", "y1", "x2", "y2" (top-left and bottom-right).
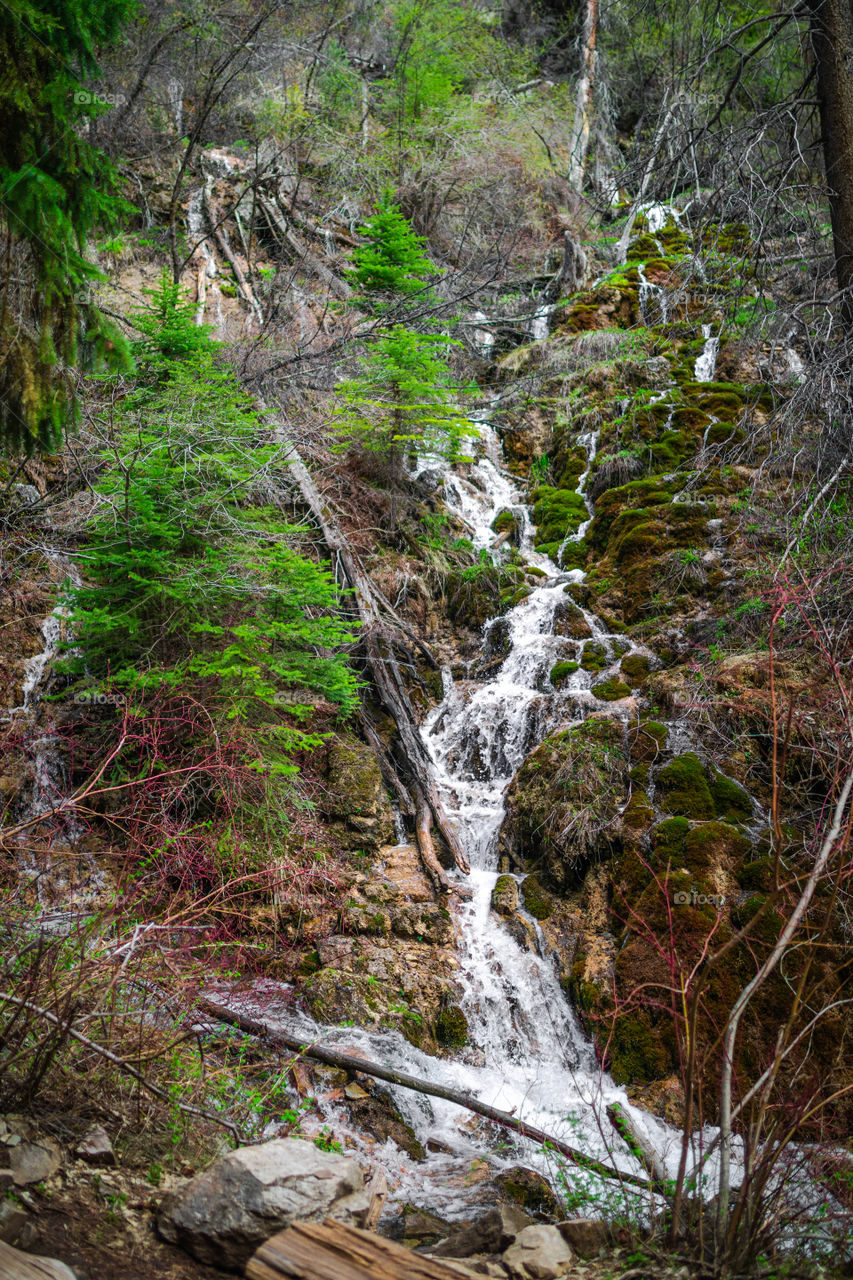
[
  {"x1": 202, "y1": 180, "x2": 263, "y2": 324},
  {"x1": 257, "y1": 404, "x2": 469, "y2": 880},
  {"x1": 247, "y1": 1219, "x2": 461, "y2": 1280},
  {"x1": 258, "y1": 195, "x2": 353, "y2": 301},
  {"x1": 200, "y1": 997, "x2": 665, "y2": 1194},
  {"x1": 606, "y1": 1101, "x2": 668, "y2": 1186}
]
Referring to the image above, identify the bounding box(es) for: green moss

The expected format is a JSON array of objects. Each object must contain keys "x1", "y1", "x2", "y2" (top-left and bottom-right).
[
  {"x1": 622, "y1": 789, "x2": 654, "y2": 833},
  {"x1": 656, "y1": 752, "x2": 716, "y2": 819},
  {"x1": 550, "y1": 660, "x2": 579, "y2": 688},
  {"x1": 630, "y1": 719, "x2": 668, "y2": 763},
  {"x1": 580, "y1": 641, "x2": 608, "y2": 671},
  {"x1": 435, "y1": 1005, "x2": 469, "y2": 1048},
  {"x1": 592, "y1": 676, "x2": 632, "y2": 701},
  {"x1": 710, "y1": 772, "x2": 752, "y2": 823},
  {"x1": 620, "y1": 653, "x2": 650, "y2": 684},
  {"x1": 609, "y1": 1013, "x2": 673, "y2": 1084},
  {"x1": 532, "y1": 484, "x2": 588, "y2": 547},
  {"x1": 491, "y1": 874, "x2": 518, "y2": 916},
  {"x1": 492, "y1": 509, "x2": 519, "y2": 536},
  {"x1": 738, "y1": 858, "x2": 774, "y2": 892},
  {"x1": 683, "y1": 821, "x2": 751, "y2": 871},
  {"x1": 520, "y1": 872, "x2": 553, "y2": 919}
]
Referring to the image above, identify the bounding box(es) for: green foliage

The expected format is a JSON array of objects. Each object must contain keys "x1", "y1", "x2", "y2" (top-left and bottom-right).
[
  {"x1": 349, "y1": 194, "x2": 438, "y2": 302},
  {"x1": 65, "y1": 277, "x2": 358, "y2": 745},
  {"x1": 0, "y1": 0, "x2": 135, "y2": 452},
  {"x1": 333, "y1": 324, "x2": 475, "y2": 465}
]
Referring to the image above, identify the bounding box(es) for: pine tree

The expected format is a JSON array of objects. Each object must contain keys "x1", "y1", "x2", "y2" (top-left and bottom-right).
[
  {"x1": 66, "y1": 277, "x2": 358, "y2": 738},
  {"x1": 349, "y1": 194, "x2": 439, "y2": 304},
  {"x1": 0, "y1": 0, "x2": 134, "y2": 453}
]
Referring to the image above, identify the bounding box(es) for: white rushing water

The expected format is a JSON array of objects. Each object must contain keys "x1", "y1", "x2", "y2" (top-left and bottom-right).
[
  {"x1": 248, "y1": 406, "x2": 718, "y2": 1219},
  {"x1": 694, "y1": 323, "x2": 719, "y2": 382}
]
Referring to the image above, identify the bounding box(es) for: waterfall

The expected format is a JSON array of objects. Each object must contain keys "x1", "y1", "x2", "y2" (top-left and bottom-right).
[
  {"x1": 694, "y1": 324, "x2": 719, "y2": 382},
  {"x1": 638, "y1": 263, "x2": 668, "y2": 325}
]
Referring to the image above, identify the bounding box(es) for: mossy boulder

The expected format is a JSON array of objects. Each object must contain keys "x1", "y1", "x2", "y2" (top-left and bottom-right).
[
  {"x1": 553, "y1": 600, "x2": 593, "y2": 639},
  {"x1": 435, "y1": 1005, "x2": 469, "y2": 1048},
  {"x1": 500, "y1": 718, "x2": 627, "y2": 891},
  {"x1": 491, "y1": 874, "x2": 519, "y2": 916},
  {"x1": 655, "y1": 752, "x2": 716, "y2": 819},
  {"x1": 324, "y1": 735, "x2": 395, "y2": 848},
  {"x1": 531, "y1": 485, "x2": 587, "y2": 550},
  {"x1": 629, "y1": 719, "x2": 668, "y2": 762},
  {"x1": 550, "y1": 660, "x2": 579, "y2": 688},
  {"x1": 580, "y1": 641, "x2": 608, "y2": 672},
  {"x1": 620, "y1": 653, "x2": 650, "y2": 685},
  {"x1": 710, "y1": 771, "x2": 752, "y2": 823},
  {"x1": 520, "y1": 872, "x2": 553, "y2": 919},
  {"x1": 592, "y1": 677, "x2": 632, "y2": 702}
]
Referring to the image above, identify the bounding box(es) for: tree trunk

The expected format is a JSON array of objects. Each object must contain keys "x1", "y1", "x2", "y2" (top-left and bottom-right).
[
  {"x1": 257, "y1": 404, "x2": 470, "y2": 881},
  {"x1": 566, "y1": 0, "x2": 599, "y2": 191},
  {"x1": 807, "y1": 0, "x2": 853, "y2": 325}
]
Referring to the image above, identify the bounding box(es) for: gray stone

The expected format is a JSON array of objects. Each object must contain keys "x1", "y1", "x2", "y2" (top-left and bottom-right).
[
  {"x1": 0, "y1": 1200, "x2": 30, "y2": 1245},
  {"x1": 431, "y1": 1205, "x2": 532, "y2": 1258},
  {"x1": 156, "y1": 1137, "x2": 363, "y2": 1270},
  {"x1": 502, "y1": 1224, "x2": 574, "y2": 1279},
  {"x1": 8, "y1": 1140, "x2": 61, "y2": 1187},
  {"x1": 74, "y1": 1124, "x2": 115, "y2": 1166},
  {"x1": 556, "y1": 1217, "x2": 610, "y2": 1257}
]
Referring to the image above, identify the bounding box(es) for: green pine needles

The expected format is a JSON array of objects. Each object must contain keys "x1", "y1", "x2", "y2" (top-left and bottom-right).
[
  {"x1": 0, "y1": 0, "x2": 135, "y2": 453},
  {"x1": 65, "y1": 277, "x2": 358, "y2": 755},
  {"x1": 349, "y1": 194, "x2": 438, "y2": 303},
  {"x1": 337, "y1": 197, "x2": 475, "y2": 477}
]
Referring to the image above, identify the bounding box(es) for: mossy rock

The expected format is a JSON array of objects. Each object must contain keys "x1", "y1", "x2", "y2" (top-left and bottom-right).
[
  {"x1": 621, "y1": 653, "x2": 650, "y2": 685},
  {"x1": 683, "y1": 821, "x2": 751, "y2": 872},
  {"x1": 630, "y1": 719, "x2": 668, "y2": 762},
  {"x1": 435, "y1": 1005, "x2": 469, "y2": 1048},
  {"x1": 609, "y1": 1012, "x2": 674, "y2": 1084},
  {"x1": 550, "y1": 660, "x2": 579, "y2": 688},
  {"x1": 492, "y1": 508, "x2": 521, "y2": 542},
  {"x1": 553, "y1": 600, "x2": 592, "y2": 639},
  {"x1": 494, "y1": 1167, "x2": 561, "y2": 1216},
  {"x1": 710, "y1": 771, "x2": 752, "y2": 823},
  {"x1": 622, "y1": 790, "x2": 655, "y2": 834},
  {"x1": 492, "y1": 874, "x2": 519, "y2": 916},
  {"x1": 655, "y1": 752, "x2": 716, "y2": 820},
  {"x1": 738, "y1": 858, "x2": 775, "y2": 892},
  {"x1": 580, "y1": 641, "x2": 608, "y2": 671},
  {"x1": 592, "y1": 677, "x2": 632, "y2": 702},
  {"x1": 532, "y1": 484, "x2": 588, "y2": 547},
  {"x1": 614, "y1": 520, "x2": 666, "y2": 566},
  {"x1": 520, "y1": 872, "x2": 553, "y2": 919}
]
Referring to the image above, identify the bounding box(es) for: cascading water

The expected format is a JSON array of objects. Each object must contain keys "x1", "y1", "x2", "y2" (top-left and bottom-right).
[
  {"x1": 694, "y1": 324, "x2": 719, "y2": 382},
  {"x1": 248, "y1": 407, "x2": 711, "y2": 1217}
]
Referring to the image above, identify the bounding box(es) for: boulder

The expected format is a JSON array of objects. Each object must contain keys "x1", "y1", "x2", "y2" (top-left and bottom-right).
[
  {"x1": 74, "y1": 1124, "x2": 115, "y2": 1166},
  {"x1": 157, "y1": 1137, "x2": 365, "y2": 1270},
  {"x1": 8, "y1": 1139, "x2": 61, "y2": 1187},
  {"x1": 430, "y1": 1205, "x2": 532, "y2": 1257},
  {"x1": 502, "y1": 1224, "x2": 574, "y2": 1279},
  {"x1": 556, "y1": 1217, "x2": 610, "y2": 1257}
]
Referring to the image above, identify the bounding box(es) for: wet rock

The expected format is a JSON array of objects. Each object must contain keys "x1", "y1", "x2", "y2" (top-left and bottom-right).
[
  {"x1": 343, "y1": 1085, "x2": 426, "y2": 1161},
  {"x1": 493, "y1": 1167, "x2": 561, "y2": 1217},
  {"x1": 552, "y1": 601, "x2": 592, "y2": 640},
  {"x1": 502, "y1": 1224, "x2": 574, "y2": 1278},
  {"x1": 519, "y1": 874, "x2": 552, "y2": 920},
  {"x1": 401, "y1": 1204, "x2": 454, "y2": 1247},
  {"x1": 491, "y1": 875, "x2": 519, "y2": 916},
  {"x1": 156, "y1": 1137, "x2": 364, "y2": 1270},
  {"x1": 74, "y1": 1124, "x2": 115, "y2": 1166},
  {"x1": 436, "y1": 1004, "x2": 469, "y2": 1048},
  {"x1": 431, "y1": 1205, "x2": 532, "y2": 1257}
]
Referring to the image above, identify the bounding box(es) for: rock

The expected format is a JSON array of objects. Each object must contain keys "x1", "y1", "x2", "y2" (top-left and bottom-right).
[
  {"x1": 491, "y1": 875, "x2": 519, "y2": 916},
  {"x1": 8, "y1": 1139, "x2": 61, "y2": 1187},
  {"x1": 493, "y1": 1167, "x2": 561, "y2": 1217},
  {"x1": 502, "y1": 1224, "x2": 574, "y2": 1279},
  {"x1": 157, "y1": 1137, "x2": 364, "y2": 1270},
  {"x1": 0, "y1": 1240, "x2": 77, "y2": 1279},
  {"x1": 74, "y1": 1124, "x2": 115, "y2": 1166},
  {"x1": 556, "y1": 1218, "x2": 610, "y2": 1257},
  {"x1": 0, "y1": 1199, "x2": 32, "y2": 1246},
  {"x1": 431, "y1": 1205, "x2": 532, "y2": 1257},
  {"x1": 401, "y1": 1205, "x2": 454, "y2": 1246}
]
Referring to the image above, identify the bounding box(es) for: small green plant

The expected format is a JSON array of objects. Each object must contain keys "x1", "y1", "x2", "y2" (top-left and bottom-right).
[{"x1": 313, "y1": 1128, "x2": 343, "y2": 1153}]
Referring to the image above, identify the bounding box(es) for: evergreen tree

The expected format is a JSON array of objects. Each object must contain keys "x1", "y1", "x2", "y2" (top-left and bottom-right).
[
  {"x1": 66, "y1": 277, "x2": 358, "y2": 748},
  {"x1": 0, "y1": 0, "x2": 134, "y2": 453},
  {"x1": 349, "y1": 194, "x2": 438, "y2": 303}
]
